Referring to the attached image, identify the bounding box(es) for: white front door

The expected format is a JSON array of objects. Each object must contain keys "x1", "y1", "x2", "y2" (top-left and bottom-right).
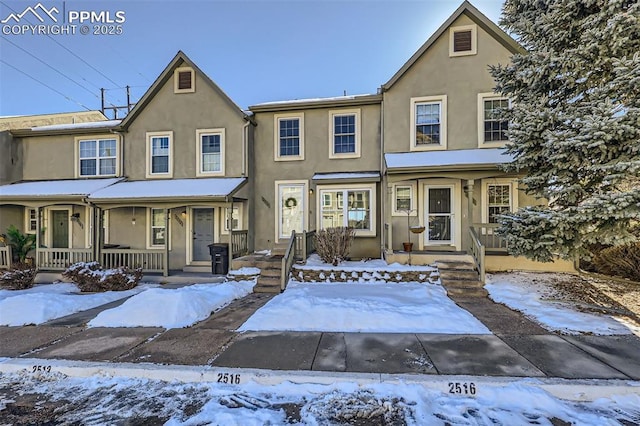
[
  {"x1": 278, "y1": 183, "x2": 305, "y2": 240},
  {"x1": 424, "y1": 186, "x2": 454, "y2": 245}
]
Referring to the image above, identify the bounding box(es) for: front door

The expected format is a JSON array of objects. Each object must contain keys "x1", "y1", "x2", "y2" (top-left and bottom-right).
[
  {"x1": 425, "y1": 186, "x2": 453, "y2": 245},
  {"x1": 52, "y1": 210, "x2": 69, "y2": 248},
  {"x1": 192, "y1": 208, "x2": 214, "y2": 261},
  {"x1": 278, "y1": 184, "x2": 305, "y2": 240}
]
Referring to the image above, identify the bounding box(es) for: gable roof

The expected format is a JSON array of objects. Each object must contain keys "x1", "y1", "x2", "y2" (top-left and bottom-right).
[
  {"x1": 382, "y1": 1, "x2": 524, "y2": 91},
  {"x1": 119, "y1": 51, "x2": 250, "y2": 129}
]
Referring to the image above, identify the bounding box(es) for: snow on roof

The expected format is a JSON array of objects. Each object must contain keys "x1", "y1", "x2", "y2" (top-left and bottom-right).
[
  {"x1": 312, "y1": 172, "x2": 381, "y2": 180},
  {"x1": 0, "y1": 178, "x2": 121, "y2": 198},
  {"x1": 253, "y1": 94, "x2": 376, "y2": 106},
  {"x1": 385, "y1": 148, "x2": 514, "y2": 169},
  {"x1": 88, "y1": 177, "x2": 246, "y2": 200},
  {"x1": 30, "y1": 119, "x2": 122, "y2": 131}
]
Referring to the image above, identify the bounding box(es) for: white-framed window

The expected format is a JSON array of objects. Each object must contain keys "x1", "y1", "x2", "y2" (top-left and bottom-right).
[
  {"x1": 481, "y1": 179, "x2": 519, "y2": 223},
  {"x1": 329, "y1": 109, "x2": 360, "y2": 159},
  {"x1": 478, "y1": 93, "x2": 509, "y2": 147},
  {"x1": 410, "y1": 95, "x2": 447, "y2": 151},
  {"x1": 274, "y1": 113, "x2": 304, "y2": 161},
  {"x1": 102, "y1": 210, "x2": 110, "y2": 244},
  {"x1": 24, "y1": 208, "x2": 37, "y2": 234},
  {"x1": 221, "y1": 206, "x2": 242, "y2": 234},
  {"x1": 147, "y1": 208, "x2": 169, "y2": 248},
  {"x1": 174, "y1": 66, "x2": 195, "y2": 93},
  {"x1": 196, "y1": 128, "x2": 225, "y2": 176},
  {"x1": 392, "y1": 183, "x2": 417, "y2": 216},
  {"x1": 318, "y1": 183, "x2": 376, "y2": 237},
  {"x1": 449, "y1": 24, "x2": 477, "y2": 57},
  {"x1": 75, "y1": 136, "x2": 118, "y2": 177},
  {"x1": 146, "y1": 131, "x2": 173, "y2": 178}
]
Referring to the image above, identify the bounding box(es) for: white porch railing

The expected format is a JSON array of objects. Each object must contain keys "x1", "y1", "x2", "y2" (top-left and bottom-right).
[
  {"x1": 472, "y1": 223, "x2": 508, "y2": 252},
  {"x1": 231, "y1": 230, "x2": 249, "y2": 258},
  {"x1": 102, "y1": 249, "x2": 164, "y2": 273},
  {"x1": 468, "y1": 226, "x2": 486, "y2": 283},
  {"x1": 0, "y1": 246, "x2": 11, "y2": 269},
  {"x1": 37, "y1": 248, "x2": 93, "y2": 270},
  {"x1": 294, "y1": 230, "x2": 316, "y2": 260}
]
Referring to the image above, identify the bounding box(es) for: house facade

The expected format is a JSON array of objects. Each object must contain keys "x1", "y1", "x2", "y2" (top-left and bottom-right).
[{"x1": 0, "y1": 1, "x2": 574, "y2": 275}]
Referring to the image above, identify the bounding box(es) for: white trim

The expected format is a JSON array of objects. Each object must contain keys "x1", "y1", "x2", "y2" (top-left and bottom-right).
[
  {"x1": 146, "y1": 207, "x2": 171, "y2": 250},
  {"x1": 48, "y1": 207, "x2": 72, "y2": 249},
  {"x1": 477, "y1": 92, "x2": 510, "y2": 148},
  {"x1": 410, "y1": 95, "x2": 447, "y2": 151},
  {"x1": 420, "y1": 179, "x2": 462, "y2": 250},
  {"x1": 74, "y1": 134, "x2": 120, "y2": 178},
  {"x1": 328, "y1": 108, "x2": 361, "y2": 159},
  {"x1": 316, "y1": 182, "x2": 377, "y2": 237},
  {"x1": 449, "y1": 24, "x2": 477, "y2": 57},
  {"x1": 274, "y1": 113, "x2": 305, "y2": 161},
  {"x1": 392, "y1": 182, "x2": 417, "y2": 217},
  {"x1": 221, "y1": 205, "x2": 242, "y2": 235},
  {"x1": 174, "y1": 66, "x2": 195, "y2": 93},
  {"x1": 187, "y1": 206, "x2": 216, "y2": 264},
  {"x1": 196, "y1": 128, "x2": 225, "y2": 176},
  {"x1": 481, "y1": 178, "x2": 519, "y2": 223},
  {"x1": 145, "y1": 131, "x2": 174, "y2": 178},
  {"x1": 24, "y1": 207, "x2": 37, "y2": 234},
  {"x1": 103, "y1": 209, "x2": 110, "y2": 245},
  {"x1": 275, "y1": 180, "x2": 308, "y2": 242}
]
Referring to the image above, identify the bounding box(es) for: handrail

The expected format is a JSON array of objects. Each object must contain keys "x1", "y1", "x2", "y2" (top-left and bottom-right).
[
  {"x1": 231, "y1": 230, "x2": 249, "y2": 258},
  {"x1": 384, "y1": 223, "x2": 391, "y2": 252},
  {"x1": 102, "y1": 249, "x2": 164, "y2": 273},
  {"x1": 471, "y1": 223, "x2": 508, "y2": 251},
  {"x1": 37, "y1": 248, "x2": 93, "y2": 270},
  {"x1": 281, "y1": 230, "x2": 297, "y2": 291},
  {"x1": 0, "y1": 246, "x2": 11, "y2": 269},
  {"x1": 469, "y1": 226, "x2": 486, "y2": 283}
]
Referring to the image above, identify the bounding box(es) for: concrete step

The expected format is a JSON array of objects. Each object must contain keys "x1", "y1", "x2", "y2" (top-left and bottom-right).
[
  {"x1": 436, "y1": 261, "x2": 477, "y2": 271},
  {"x1": 231, "y1": 256, "x2": 282, "y2": 270},
  {"x1": 257, "y1": 276, "x2": 281, "y2": 287},
  {"x1": 445, "y1": 286, "x2": 489, "y2": 297},
  {"x1": 438, "y1": 270, "x2": 480, "y2": 281},
  {"x1": 442, "y1": 279, "x2": 485, "y2": 288},
  {"x1": 182, "y1": 265, "x2": 211, "y2": 273},
  {"x1": 253, "y1": 285, "x2": 282, "y2": 294},
  {"x1": 260, "y1": 268, "x2": 281, "y2": 278}
]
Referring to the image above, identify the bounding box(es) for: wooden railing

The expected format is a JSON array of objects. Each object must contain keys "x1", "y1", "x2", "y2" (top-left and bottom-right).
[
  {"x1": 469, "y1": 227, "x2": 486, "y2": 283},
  {"x1": 37, "y1": 248, "x2": 93, "y2": 270},
  {"x1": 281, "y1": 230, "x2": 297, "y2": 291},
  {"x1": 472, "y1": 223, "x2": 508, "y2": 251},
  {"x1": 294, "y1": 230, "x2": 316, "y2": 260},
  {"x1": 384, "y1": 223, "x2": 392, "y2": 253},
  {"x1": 0, "y1": 246, "x2": 11, "y2": 269},
  {"x1": 102, "y1": 249, "x2": 164, "y2": 273},
  {"x1": 231, "y1": 230, "x2": 249, "y2": 258}
]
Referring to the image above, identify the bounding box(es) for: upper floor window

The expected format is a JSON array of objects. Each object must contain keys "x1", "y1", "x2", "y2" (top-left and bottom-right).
[
  {"x1": 478, "y1": 93, "x2": 509, "y2": 147},
  {"x1": 77, "y1": 137, "x2": 117, "y2": 177},
  {"x1": 146, "y1": 131, "x2": 173, "y2": 178},
  {"x1": 449, "y1": 24, "x2": 477, "y2": 57},
  {"x1": 410, "y1": 95, "x2": 447, "y2": 151},
  {"x1": 174, "y1": 67, "x2": 195, "y2": 93},
  {"x1": 330, "y1": 109, "x2": 361, "y2": 159},
  {"x1": 196, "y1": 128, "x2": 225, "y2": 176},
  {"x1": 274, "y1": 113, "x2": 304, "y2": 161}
]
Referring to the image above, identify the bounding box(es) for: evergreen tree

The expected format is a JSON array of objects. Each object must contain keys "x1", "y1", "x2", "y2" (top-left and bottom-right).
[{"x1": 490, "y1": 0, "x2": 640, "y2": 262}]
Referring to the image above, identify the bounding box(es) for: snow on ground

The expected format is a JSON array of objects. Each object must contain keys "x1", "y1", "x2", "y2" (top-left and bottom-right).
[
  {"x1": 299, "y1": 254, "x2": 436, "y2": 273},
  {"x1": 485, "y1": 273, "x2": 632, "y2": 335},
  {"x1": 239, "y1": 281, "x2": 490, "y2": 333},
  {"x1": 0, "y1": 283, "x2": 156, "y2": 326},
  {"x1": 1, "y1": 372, "x2": 639, "y2": 425},
  {"x1": 88, "y1": 281, "x2": 255, "y2": 329},
  {"x1": 227, "y1": 267, "x2": 261, "y2": 276}
]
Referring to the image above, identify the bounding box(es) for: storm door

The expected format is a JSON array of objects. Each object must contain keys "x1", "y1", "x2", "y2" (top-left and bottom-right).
[{"x1": 425, "y1": 186, "x2": 453, "y2": 245}]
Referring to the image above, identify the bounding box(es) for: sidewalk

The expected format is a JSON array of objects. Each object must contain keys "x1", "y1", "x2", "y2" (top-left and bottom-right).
[{"x1": 1, "y1": 291, "x2": 639, "y2": 381}]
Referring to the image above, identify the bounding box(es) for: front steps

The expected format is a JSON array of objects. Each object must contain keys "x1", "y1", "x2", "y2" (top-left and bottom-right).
[
  {"x1": 232, "y1": 254, "x2": 283, "y2": 294},
  {"x1": 436, "y1": 259, "x2": 487, "y2": 298}
]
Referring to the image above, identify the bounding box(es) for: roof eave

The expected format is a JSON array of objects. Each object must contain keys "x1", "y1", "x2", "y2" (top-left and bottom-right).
[
  {"x1": 249, "y1": 94, "x2": 382, "y2": 113},
  {"x1": 10, "y1": 126, "x2": 121, "y2": 137},
  {"x1": 386, "y1": 163, "x2": 507, "y2": 174}
]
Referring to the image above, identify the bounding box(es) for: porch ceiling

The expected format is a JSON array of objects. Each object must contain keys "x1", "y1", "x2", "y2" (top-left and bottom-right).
[
  {"x1": 0, "y1": 178, "x2": 122, "y2": 204},
  {"x1": 385, "y1": 148, "x2": 514, "y2": 173}
]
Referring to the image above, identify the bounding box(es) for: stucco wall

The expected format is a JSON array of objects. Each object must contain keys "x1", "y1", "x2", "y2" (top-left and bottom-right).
[{"x1": 0, "y1": 131, "x2": 21, "y2": 184}]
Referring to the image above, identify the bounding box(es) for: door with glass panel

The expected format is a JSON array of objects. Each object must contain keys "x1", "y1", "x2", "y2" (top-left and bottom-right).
[
  {"x1": 424, "y1": 186, "x2": 453, "y2": 245},
  {"x1": 278, "y1": 184, "x2": 305, "y2": 240}
]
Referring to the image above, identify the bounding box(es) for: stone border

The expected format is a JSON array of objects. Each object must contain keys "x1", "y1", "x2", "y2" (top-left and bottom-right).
[{"x1": 292, "y1": 268, "x2": 440, "y2": 284}]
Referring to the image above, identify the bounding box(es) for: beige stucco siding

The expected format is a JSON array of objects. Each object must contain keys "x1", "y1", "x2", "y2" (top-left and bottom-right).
[{"x1": 20, "y1": 134, "x2": 76, "y2": 180}]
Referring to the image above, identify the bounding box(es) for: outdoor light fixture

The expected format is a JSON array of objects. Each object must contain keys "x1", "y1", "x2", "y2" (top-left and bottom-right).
[
  {"x1": 132, "y1": 207, "x2": 136, "y2": 226},
  {"x1": 181, "y1": 210, "x2": 187, "y2": 218}
]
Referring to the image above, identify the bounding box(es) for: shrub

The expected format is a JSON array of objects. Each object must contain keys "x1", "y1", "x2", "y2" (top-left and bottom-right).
[
  {"x1": 63, "y1": 261, "x2": 143, "y2": 292},
  {"x1": 5, "y1": 225, "x2": 36, "y2": 262},
  {"x1": 592, "y1": 243, "x2": 640, "y2": 282},
  {"x1": 315, "y1": 227, "x2": 355, "y2": 266},
  {"x1": 0, "y1": 262, "x2": 37, "y2": 290}
]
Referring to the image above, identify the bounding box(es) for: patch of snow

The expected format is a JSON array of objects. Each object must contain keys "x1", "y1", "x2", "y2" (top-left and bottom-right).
[
  {"x1": 88, "y1": 177, "x2": 246, "y2": 200},
  {"x1": 485, "y1": 273, "x2": 632, "y2": 335},
  {"x1": 297, "y1": 254, "x2": 436, "y2": 272},
  {"x1": 0, "y1": 282, "x2": 78, "y2": 302},
  {"x1": 0, "y1": 178, "x2": 122, "y2": 197},
  {"x1": 238, "y1": 281, "x2": 490, "y2": 333},
  {"x1": 254, "y1": 249, "x2": 271, "y2": 256},
  {"x1": 88, "y1": 281, "x2": 255, "y2": 329},
  {"x1": 30, "y1": 119, "x2": 121, "y2": 131},
  {"x1": 385, "y1": 148, "x2": 514, "y2": 169},
  {"x1": 228, "y1": 267, "x2": 260, "y2": 276}
]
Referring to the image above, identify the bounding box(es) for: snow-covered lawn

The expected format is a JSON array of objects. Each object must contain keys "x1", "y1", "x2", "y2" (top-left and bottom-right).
[
  {"x1": 485, "y1": 273, "x2": 634, "y2": 335},
  {"x1": 88, "y1": 281, "x2": 255, "y2": 329},
  {"x1": 0, "y1": 283, "x2": 156, "y2": 326},
  {"x1": 239, "y1": 281, "x2": 490, "y2": 334}
]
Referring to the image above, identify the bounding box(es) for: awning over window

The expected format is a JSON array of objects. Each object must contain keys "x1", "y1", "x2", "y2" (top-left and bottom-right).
[
  {"x1": 385, "y1": 148, "x2": 514, "y2": 172},
  {"x1": 0, "y1": 178, "x2": 122, "y2": 202},
  {"x1": 312, "y1": 171, "x2": 380, "y2": 184}
]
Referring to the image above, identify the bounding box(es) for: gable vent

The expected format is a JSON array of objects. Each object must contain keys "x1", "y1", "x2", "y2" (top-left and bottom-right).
[
  {"x1": 178, "y1": 71, "x2": 192, "y2": 90},
  {"x1": 453, "y1": 30, "x2": 472, "y2": 52}
]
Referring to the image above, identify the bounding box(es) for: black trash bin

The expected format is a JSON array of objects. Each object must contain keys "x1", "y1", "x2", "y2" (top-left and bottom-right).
[{"x1": 208, "y1": 243, "x2": 229, "y2": 275}]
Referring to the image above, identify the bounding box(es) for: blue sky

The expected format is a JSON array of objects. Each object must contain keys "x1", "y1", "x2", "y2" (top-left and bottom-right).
[{"x1": 0, "y1": 0, "x2": 505, "y2": 117}]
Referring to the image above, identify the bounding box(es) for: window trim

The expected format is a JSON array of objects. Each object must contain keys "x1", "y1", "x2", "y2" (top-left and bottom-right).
[
  {"x1": 410, "y1": 95, "x2": 447, "y2": 151},
  {"x1": 329, "y1": 108, "x2": 361, "y2": 159},
  {"x1": 391, "y1": 182, "x2": 417, "y2": 217},
  {"x1": 317, "y1": 183, "x2": 377, "y2": 237},
  {"x1": 478, "y1": 92, "x2": 510, "y2": 148},
  {"x1": 196, "y1": 128, "x2": 225, "y2": 176},
  {"x1": 145, "y1": 131, "x2": 174, "y2": 178},
  {"x1": 146, "y1": 208, "x2": 171, "y2": 249},
  {"x1": 74, "y1": 134, "x2": 119, "y2": 178},
  {"x1": 274, "y1": 113, "x2": 305, "y2": 161},
  {"x1": 449, "y1": 24, "x2": 477, "y2": 57},
  {"x1": 174, "y1": 66, "x2": 195, "y2": 93},
  {"x1": 24, "y1": 207, "x2": 37, "y2": 234},
  {"x1": 481, "y1": 178, "x2": 519, "y2": 223},
  {"x1": 220, "y1": 205, "x2": 242, "y2": 235}
]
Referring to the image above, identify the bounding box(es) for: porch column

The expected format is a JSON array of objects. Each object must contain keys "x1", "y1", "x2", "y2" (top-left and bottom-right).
[
  {"x1": 464, "y1": 179, "x2": 475, "y2": 227},
  {"x1": 228, "y1": 199, "x2": 234, "y2": 263},
  {"x1": 35, "y1": 207, "x2": 42, "y2": 268},
  {"x1": 163, "y1": 208, "x2": 169, "y2": 277},
  {"x1": 94, "y1": 206, "x2": 103, "y2": 264}
]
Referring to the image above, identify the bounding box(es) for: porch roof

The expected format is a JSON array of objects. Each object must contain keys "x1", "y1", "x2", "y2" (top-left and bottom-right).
[
  {"x1": 385, "y1": 148, "x2": 514, "y2": 172},
  {"x1": 87, "y1": 177, "x2": 247, "y2": 203},
  {"x1": 0, "y1": 178, "x2": 122, "y2": 201},
  {"x1": 312, "y1": 171, "x2": 380, "y2": 183}
]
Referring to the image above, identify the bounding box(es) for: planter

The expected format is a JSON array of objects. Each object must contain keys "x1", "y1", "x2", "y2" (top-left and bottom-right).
[
  {"x1": 410, "y1": 226, "x2": 425, "y2": 234},
  {"x1": 402, "y1": 242, "x2": 413, "y2": 252}
]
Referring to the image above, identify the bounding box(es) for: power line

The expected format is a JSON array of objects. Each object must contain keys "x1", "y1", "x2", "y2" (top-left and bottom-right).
[{"x1": 0, "y1": 59, "x2": 92, "y2": 111}]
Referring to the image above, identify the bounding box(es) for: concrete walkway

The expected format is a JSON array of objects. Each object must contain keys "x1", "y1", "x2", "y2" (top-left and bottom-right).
[{"x1": 1, "y1": 291, "x2": 640, "y2": 381}]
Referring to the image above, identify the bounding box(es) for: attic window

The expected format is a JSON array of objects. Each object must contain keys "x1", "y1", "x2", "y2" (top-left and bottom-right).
[
  {"x1": 174, "y1": 67, "x2": 195, "y2": 93},
  {"x1": 449, "y1": 25, "x2": 477, "y2": 57}
]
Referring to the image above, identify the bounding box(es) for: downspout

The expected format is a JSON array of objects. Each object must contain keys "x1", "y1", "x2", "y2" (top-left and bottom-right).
[
  {"x1": 242, "y1": 121, "x2": 250, "y2": 177},
  {"x1": 379, "y1": 87, "x2": 386, "y2": 258},
  {"x1": 110, "y1": 128, "x2": 125, "y2": 178}
]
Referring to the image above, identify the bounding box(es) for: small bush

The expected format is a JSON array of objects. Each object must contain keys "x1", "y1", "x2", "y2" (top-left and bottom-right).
[
  {"x1": 63, "y1": 262, "x2": 142, "y2": 292},
  {"x1": 592, "y1": 242, "x2": 640, "y2": 282},
  {"x1": 315, "y1": 227, "x2": 355, "y2": 266},
  {"x1": 0, "y1": 263, "x2": 37, "y2": 290}
]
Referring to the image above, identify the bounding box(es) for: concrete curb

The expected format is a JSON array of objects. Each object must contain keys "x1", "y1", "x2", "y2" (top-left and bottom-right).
[{"x1": 1, "y1": 357, "x2": 638, "y2": 402}]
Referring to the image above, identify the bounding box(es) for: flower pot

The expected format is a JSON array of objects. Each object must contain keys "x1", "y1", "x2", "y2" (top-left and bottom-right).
[{"x1": 403, "y1": 242, "x2": 413, "y2": 252}]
